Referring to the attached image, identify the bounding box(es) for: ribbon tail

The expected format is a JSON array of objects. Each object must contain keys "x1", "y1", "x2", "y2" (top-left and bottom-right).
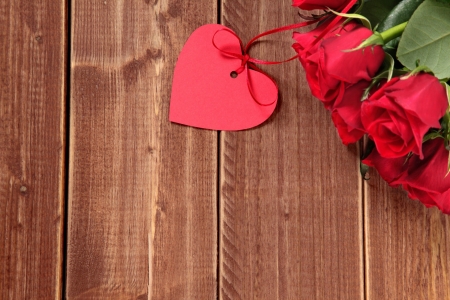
[{"x1": 246, "y1": 63, "x2": 278, "y2": 107}]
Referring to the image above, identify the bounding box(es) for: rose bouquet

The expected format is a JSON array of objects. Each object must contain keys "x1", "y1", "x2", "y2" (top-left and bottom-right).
[{"x1": 292, "y1": 0, "x2": 450, "y2": 213}]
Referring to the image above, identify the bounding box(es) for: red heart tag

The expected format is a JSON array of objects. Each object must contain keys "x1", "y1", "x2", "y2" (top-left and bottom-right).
[{"x1": 169, "y1": 24, "x2": 278, "y2": 131}]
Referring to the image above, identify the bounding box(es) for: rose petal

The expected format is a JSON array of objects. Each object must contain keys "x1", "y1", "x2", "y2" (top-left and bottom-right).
[{"x1": 322, "y1": 27, "x2": 385, "y2": 84}]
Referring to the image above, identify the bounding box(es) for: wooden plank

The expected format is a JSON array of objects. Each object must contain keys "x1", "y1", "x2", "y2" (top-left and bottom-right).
[
  {"x1": 365, "y1": 175, "x2": 450, "y2": 299},
  {"x1": 219, "y1": 4, "x2": 364, "y2": 300},
  {"x1": 0, "y1": 0, "x2": 66, "y2": 299},
  {"x1": 66, "y1": 0, "x2": 217, "y2": 298}
]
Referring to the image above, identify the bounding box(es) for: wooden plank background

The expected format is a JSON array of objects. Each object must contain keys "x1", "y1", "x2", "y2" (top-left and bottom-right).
[
  {"x1": 219, "y1": 2, "x2": 363, "y2": 299},
  {"x1": 0, "y1": 0, "x2": 66, "y2": 299},
  {"x1": 365, "y1": 177, "x2": 450, "y2": 299},
  {"x1": 1, "y1": 0, "x2": 450, "y2": 299},
  {"x1": 66, "y1": 0, "x2": 217, "y2": 298}
]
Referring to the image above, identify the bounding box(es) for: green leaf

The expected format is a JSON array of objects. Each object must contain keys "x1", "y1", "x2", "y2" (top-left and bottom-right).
[
  {"x1": 423, "y1": 131, "x2": 443, "y2": 143},
  {"x1": 397, "y1": 1, "x2": 450, "y2": 79},
  {"x1": 362, "y1": 69, "x2": 408, "y2": 100},
  {"x1": 444, "y1": 82, "x2": 450, "y2": 106},
  {"x1": 359, "y1": 0, "x2": 401, "y2": 27},
  {"x1": 401, "y1": 65, "x2": 434, "y2": 79},
  {"x1": 441, "y1": 110, "x2": 450, "y2": 133},
  {"x1": 377, "y1": 0, "x2": 424, "y2": 32},
  {"x1": 360, "y1": 162, "x2": 370, "y2": 180},
  {"x1": 377, "y1": 0, "x2": 424, "y2": 51},
  {"x1": 447, "y1": 150, "x2": 450, "y2": 176},
  {"x1": 329, "y1": 10, "x2": 372, "y2": 30},
  {"x1": 384, "y1": 53, "x2": 395, "y2": 81}
]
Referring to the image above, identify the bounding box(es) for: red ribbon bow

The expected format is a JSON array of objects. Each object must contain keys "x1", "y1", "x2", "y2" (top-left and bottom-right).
[{"x1": 211, "y1": 0, "x2": 357, "y2": 106}]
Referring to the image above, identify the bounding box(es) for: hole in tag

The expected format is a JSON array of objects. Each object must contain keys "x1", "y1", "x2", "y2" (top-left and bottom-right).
[{"x1": 230, "y1": 71, "x2": 238, "y2": 78}]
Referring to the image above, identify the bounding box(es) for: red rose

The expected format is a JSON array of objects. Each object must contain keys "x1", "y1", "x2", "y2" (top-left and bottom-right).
[
  {"x1": 292, "y1": 0, "x2": 349, "y2": 10},
  {"x1": 364, "y1": 139, "x2": 450, "y2": 214},
  {"x1": 293, "y1": 20, "x2": 353, "y2": 55},
  {"x1": 361, "y1": 74, "x2": 448, "y2": 159},
  {"x1": 293, "y1": 22, "x2": 384, "y2": 109},
  {"x1": 331, "y1": 80, "x2": 369, "y2": 144},
  {"x1": 363, "y1": 144, "x2": 409, "y2": 185}
]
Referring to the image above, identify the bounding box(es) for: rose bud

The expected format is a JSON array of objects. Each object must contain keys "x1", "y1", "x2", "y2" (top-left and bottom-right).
[
  {"x1": 292, "y1": 0, "x2": 350, "y2": 10},
  {"x1": 361, "y1": 73, "x2": 448, "y2": 159},
  {"x1": 331, "y1": 80, "x2": 369, "y2": 145},
  {"x1": 293, "y1": 22, "x2": 384, "y2": 109}
]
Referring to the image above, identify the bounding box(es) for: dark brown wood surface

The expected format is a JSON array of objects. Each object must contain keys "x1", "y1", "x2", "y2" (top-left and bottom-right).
[
  {"x1": 219, "y1": 3, "x2": 364, "y2": 300},
  {"x1": 66, "y1": 0, "x2": 217, "y2": 298},
  {"x1": 0, "y1": 0, "x2": 67, "y2": 299},
  {"x1": 2, "y1": 0, "x2": 450, "y2": 299},
  {"x1": 365, "y1": 174, "x2": 450, "y2": 299}
]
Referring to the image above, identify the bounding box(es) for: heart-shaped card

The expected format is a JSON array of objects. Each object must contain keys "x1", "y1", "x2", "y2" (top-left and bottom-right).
[{"x1": 169, "y1": 24, "x2": 278, "y2": 131}]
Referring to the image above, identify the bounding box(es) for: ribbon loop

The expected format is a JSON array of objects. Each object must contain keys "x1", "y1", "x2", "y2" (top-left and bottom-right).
[{"x1": 211, "y1": 0, "x2": 358, "y2": 106}]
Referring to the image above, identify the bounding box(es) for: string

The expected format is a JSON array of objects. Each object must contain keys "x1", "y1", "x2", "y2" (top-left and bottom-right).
[
  {"x1": 212, "y1": 21, "x2": 319, "y2": 106},
  {"x1": 212, "y1": 20, "x2": 319, "y2": 74},
  {"x1": 212, "y1": 0, "x2": 358, "y2": 105}
]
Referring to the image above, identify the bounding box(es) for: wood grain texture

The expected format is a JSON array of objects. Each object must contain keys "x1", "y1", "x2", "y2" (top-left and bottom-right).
[
  {"x1": 0, "y1": 0, "x2": 66, "y2": 299},
  {"x1": 219, "y1": 4, "x2": 363, "y2": 300},
  {"x1": 67, "y1": 0, "x2": 217, "y2": 298},
  {"x1": 365, "y1": 174, "x2": 450, "y2": 299}
]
